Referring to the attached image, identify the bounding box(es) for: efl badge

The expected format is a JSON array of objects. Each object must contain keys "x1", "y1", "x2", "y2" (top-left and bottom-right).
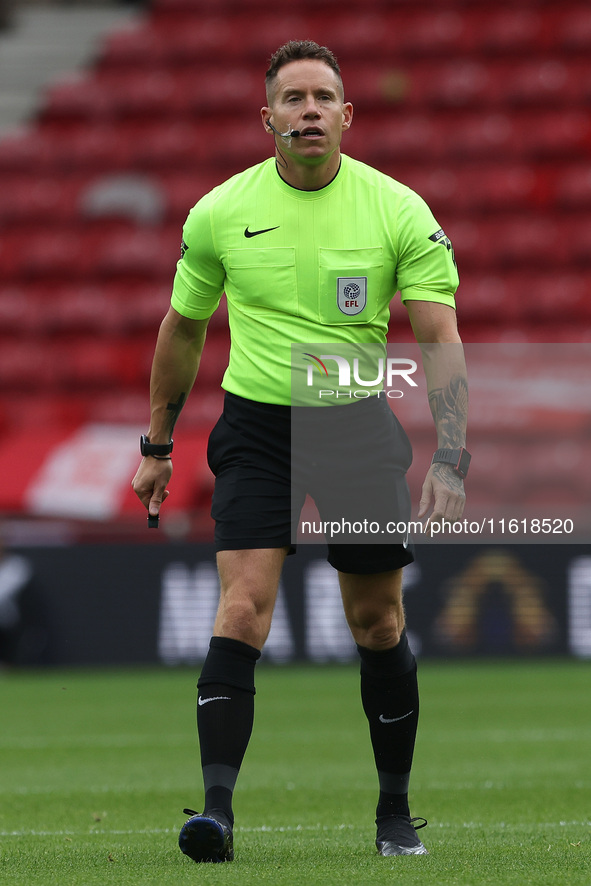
[{"x1": 337, "y1": 277, "x2": 367, "y2": 315}]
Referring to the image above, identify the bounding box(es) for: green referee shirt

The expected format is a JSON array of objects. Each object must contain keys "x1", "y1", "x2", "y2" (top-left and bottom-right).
[{"x1": 171, "y1": 154, "x2": 459, "y2": 405}]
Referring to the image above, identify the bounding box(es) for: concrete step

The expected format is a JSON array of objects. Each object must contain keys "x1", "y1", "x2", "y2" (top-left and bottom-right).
[{"x1": 0, "y1": 2, "x2": 139, "y2": 136}]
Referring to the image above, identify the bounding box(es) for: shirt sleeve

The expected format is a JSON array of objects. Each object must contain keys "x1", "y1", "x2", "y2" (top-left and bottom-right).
[
  {"x1": 394, "y1": 188, "x2": 459, "y2": 307},
  {"x1": 170, "y1": 192, "x2": 226, "y2": 319}
]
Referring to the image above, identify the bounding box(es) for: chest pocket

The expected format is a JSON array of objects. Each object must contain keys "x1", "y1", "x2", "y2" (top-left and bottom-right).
[
  {"x1": 318, "y1": 247, "x2": 384, "y2": 325},
  {"x1": 226, "y1": 247, "x2": 296, "y2": 310}
]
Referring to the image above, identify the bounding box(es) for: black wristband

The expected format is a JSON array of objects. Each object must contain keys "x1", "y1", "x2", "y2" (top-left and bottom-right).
[
  {"x1": 431, "y1": 447, "x2": 471, "y2": 479},
  {"x1": 140, "y1": 434, "x2": 173, "y2": 457}
]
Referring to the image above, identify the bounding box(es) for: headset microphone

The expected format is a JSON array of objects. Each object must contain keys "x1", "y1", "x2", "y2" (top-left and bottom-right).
[{"x1": 267, "y1": 121, "x2": 300, "y2": 141}]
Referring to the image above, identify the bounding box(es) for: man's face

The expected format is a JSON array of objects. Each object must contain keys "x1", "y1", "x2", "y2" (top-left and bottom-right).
[{"x1": 262, "y1": 59, "x2": 353, "y2": 164}]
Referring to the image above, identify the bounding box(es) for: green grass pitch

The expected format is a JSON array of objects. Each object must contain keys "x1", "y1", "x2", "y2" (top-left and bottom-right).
[{"x1": 1, "y1": 660, "x2": 589, "y2": 885}]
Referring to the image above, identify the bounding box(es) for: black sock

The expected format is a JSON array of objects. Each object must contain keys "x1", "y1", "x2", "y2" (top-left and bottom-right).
[
  {"x1": 357, "y1": 630, "x2": 419, "y2": 820},
  {"x1": 196, "y1": 636, "x2": 261, "y2": 827}
]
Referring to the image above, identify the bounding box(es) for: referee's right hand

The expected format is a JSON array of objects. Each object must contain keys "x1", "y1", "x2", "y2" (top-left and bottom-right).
[{"x1": 132, "y1": 456, "x2": 172, "y2": 519}]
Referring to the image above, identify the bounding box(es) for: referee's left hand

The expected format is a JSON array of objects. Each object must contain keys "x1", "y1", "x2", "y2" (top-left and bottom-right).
[{"x1": 418, "y1": 462, "x2": 466, "y2": 532}]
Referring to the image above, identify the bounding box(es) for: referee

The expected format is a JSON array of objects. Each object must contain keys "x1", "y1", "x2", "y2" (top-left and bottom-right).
[{"x1": 133, "y1": 40, "x2": 468, "y2": 862}]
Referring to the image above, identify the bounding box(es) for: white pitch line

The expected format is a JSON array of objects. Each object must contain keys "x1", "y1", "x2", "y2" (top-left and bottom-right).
[{"x1": 2, "y1": 821, "x2": 589, "y2": 839}]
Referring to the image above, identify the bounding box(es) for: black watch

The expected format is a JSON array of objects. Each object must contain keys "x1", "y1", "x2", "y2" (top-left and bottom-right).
[
  {"x1": 431, "y1": 447, "x2": 471, "y2": 479},
  {"x1": 140, "y1": 434, "x2": 173, "y2": 457}
]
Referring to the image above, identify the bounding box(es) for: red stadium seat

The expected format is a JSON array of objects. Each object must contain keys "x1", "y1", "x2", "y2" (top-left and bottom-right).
[
  {"x1": 327, "y1": 12, "x2": 399, "y2": 57},
  {"x1": 169, "y1": 66, "x2": 262, "y2": 116},
  {"x1": 14, "y1": 230, "x2": 87, "y2": 279},
  {"x1": 564, "y1": 219, "x2": 591, "y2": 267},
  {"x1": 516, "y1": 110, "x2": 591, "y2": 161},
  {"x1": 409, "y1": 60, "x2": 493, "y2": 110},
  {"x1": 444, "y1": 218, "x2": 500, "y2": 271},
  {"x1": 559, "y1": 5, "x2": 591, "y2": 53},
  {"x1": 229, "y1": 12, "x2": 310, "y2": 58},
  {"x1": 458, "y1": 271, "x2": 591, "y2": 325},
  {"x1": 394, "y1": 167, "x2": 461, "y2": 216},
  {"x1": 0, "y1": 340, "x2": 60, "y2": 391},
  {"x1": 0, "y1": 128, "x2": 54, "y2": 173},
  {"x1": 519, "y1": 438, "x2": 591, "y2": 506},
  {"x1": 43, "y1": 70, "x2": 180, "y2": 122},
  {"x1": 93, "y1": 226, "x2": 179, "y2": 279},
  {"x1": 445, "y1": 165, "x2": 541, "y2": 214},
  {"x1": 0, "y1": 176, "x2": 81, "y2": 225},
  {"x1": 56, "y1": 338, "x2": 151, "y2": 390},
  {"x1": 0, "y1": 286, "x2": 41, "y2": 334},
  {"x1": 501, "y1": 60, "x2": 587, "y2": 108},
  {"x1": 525, "y1": 273, "x2": 591, "y2": 322},
  {"x1": 111, "y1": 282, "x2": 171, "y2": 333},
  {"x1": 45, "y1": 285, "x2": 128, "y2": 336},
  {"x1": 3, "y1": 392, "x2": 90, "y2": 432},
  {"x1": 20, "y1": 122, "x2": 135, "y2": 172},
  {"x1": 41, "y1": 74, "x2": 113, "y2": 122},
  {"x1": 170, "y1": 16, "x2": 240, "y2": 62},
  {"x1": 460, "y1": 322, "x2": 575, "y2": 344},
  {"x1": 477, "y1": 8, "x2": 544, "y2": 55},
  {"x1": 444, "y1": 113, "x2": 517, "y2": 161},
  {"x1": 554, "y1": 165, "x2": 591, "y2": 209},
  {"x1": 492, "y1": 214, "x2": 570, "y2": 269},
  {"x1": 99, "y1": 70, "x2": 179, "y2": 119},
  {"x1": 85, "y1": 390, "x2": 154, "y2": 425},
  {"x1": 201, "y1": 122, "x2": 270, "y2": 170},
  {"x1": 462, "y1": 438, "x2": 533, "y2": 504},
  {"x1": 98, "y1": 23, "x2": 170, "y2": 69},
  {"x1": 454, "y1": 273, "x2": 522, "y2": 324},
  {"x1": 345, "y1": 64, "x2": 410, "y2": 109},
  {"x1": 397, "y1": 10, "x2": 470, "y2": 58},
  {"x1": 357, "y1": 114, "x2": 446, "y2": 165},
  {"x1": 130, "y1": 122, "x2": 204, "y2": 170}
]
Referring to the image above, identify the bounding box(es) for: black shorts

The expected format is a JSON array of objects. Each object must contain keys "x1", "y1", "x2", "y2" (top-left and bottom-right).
[{"x1": 207, "y1": 392, "x2": 415, "y2": 574}]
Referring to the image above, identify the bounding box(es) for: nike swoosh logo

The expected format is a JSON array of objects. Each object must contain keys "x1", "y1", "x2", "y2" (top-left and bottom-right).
[
  {"x1": 198, "y1": 695, "x2": 231, "y2": 706},
  {"x1": 379, "y1": 710, "x2": 414, "y2": 725},
  {"x1": 244, "y1": 226, "x2": 280, "y2": 238}
]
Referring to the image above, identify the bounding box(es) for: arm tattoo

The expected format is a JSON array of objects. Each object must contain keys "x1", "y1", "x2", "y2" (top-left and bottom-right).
[
  {"x1": 165, "y1": 393, "x2": 186, "y2": 438},
  {"x1": 428, "y1": 374, "x2": 468, "y2": 448},
  {"x1": 431, "y1": 461, "x2": 465, "y2": 496}
]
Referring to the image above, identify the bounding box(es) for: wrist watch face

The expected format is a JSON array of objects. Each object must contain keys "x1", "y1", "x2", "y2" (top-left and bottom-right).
[{"x1": 456, "y1": 448, "x2": 471, "y2": 478}]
